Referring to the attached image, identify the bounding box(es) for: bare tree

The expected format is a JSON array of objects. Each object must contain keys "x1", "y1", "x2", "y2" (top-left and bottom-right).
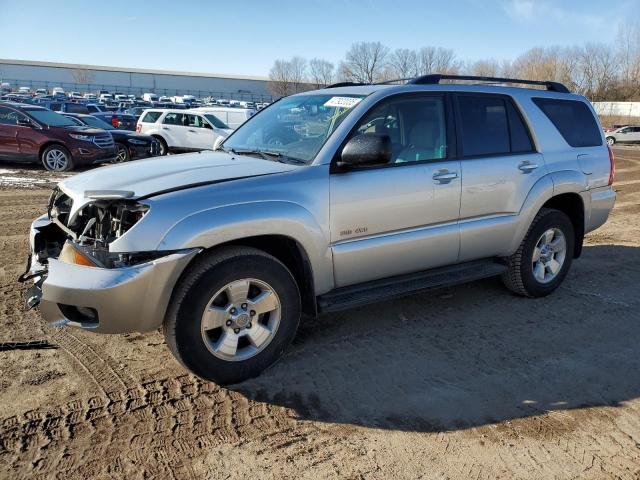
[
  {"x1": 267, "y1": 57, "x2": 308, "y2": 97},
  {"x1": 616, "y1": 22, "x2": 640, "y2": 99},
  {"x1": 339, "y1": 41, "x2": 390, "y2": 83},
  {"x1": 416, "y1": 47, "x2": 458, "y2": 75},
  {"x1": 309, "y1": 58, "x2": 334, "y2": 88},
  {"x1": 71, "y1": 68, "x2": 94, "y2": 85},
  {"x1": 466, "y1": 59, "x2": 501, "y2": 77},
  {"x1": 389, "y1": 48, "x2": 417, "y2": 79}
]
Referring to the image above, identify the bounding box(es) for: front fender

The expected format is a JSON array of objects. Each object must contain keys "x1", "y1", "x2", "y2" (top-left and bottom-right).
[{"x1": 158, "y1": 201, "x2": 334, "y2": 294}]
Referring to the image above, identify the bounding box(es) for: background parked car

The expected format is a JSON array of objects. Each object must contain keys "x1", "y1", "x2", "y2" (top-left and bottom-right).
[
  {"x1": 32, "y1": 100, "x2": 90, "y2": 114},
  {"x1": 191, "y1": 106, "x2": 256, "y2": 129},
  {"x1": 136, "y1": 108, "x2": 232, "y2": 154},
  {"x1": 62, "y1": 113, "x2": 160, "y2": 162},
  {"x1": 0, "y1": 102, "x2": 116, "y2": 171},
  {"x1": 91, "y1": 111, "x2": 137, "y2": 130},
  {"x1": 605, "y1": 125, "x2": 640, "y2": 145}
]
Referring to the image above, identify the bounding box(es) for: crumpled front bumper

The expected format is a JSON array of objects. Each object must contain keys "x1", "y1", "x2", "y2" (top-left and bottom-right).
[{"x1": 25, "y1": 215, "x2": 199, "y2": 334}]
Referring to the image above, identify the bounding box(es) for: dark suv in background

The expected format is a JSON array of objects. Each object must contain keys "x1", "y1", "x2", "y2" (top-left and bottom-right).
[{"x1": 0, "y1": 102, "x2": 116, "y2": 171}]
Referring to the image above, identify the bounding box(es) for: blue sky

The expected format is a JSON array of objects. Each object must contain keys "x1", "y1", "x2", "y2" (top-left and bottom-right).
[{"x1": 0, "y1": 0, "x2": 638, "y2": 76}]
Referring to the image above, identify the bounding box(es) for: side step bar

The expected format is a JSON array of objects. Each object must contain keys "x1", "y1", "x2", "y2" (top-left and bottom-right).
[{"x1": 317, "y1": 259, "x2": 507, "y2": 314}]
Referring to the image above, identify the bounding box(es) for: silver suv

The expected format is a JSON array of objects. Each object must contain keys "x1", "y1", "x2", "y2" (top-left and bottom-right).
[{"x1": 22, "y1": 74, "x2": 616, "y2": 384}]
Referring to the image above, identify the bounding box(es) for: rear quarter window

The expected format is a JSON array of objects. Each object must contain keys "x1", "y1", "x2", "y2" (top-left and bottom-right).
[
  {"x1": 141, "y1": 111, "x2": 162, "y2": 123},
  {"x1": 532, "y1": 98, "x2": 602, "y2": 147}
]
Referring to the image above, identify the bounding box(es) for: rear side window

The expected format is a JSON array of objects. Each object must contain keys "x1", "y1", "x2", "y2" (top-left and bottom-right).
[
  {"x1": 141, "y1": 111, "x2": 162, "y2": 123},
  {"x1": 457, "y1": 95, "x2": 510, "y2": 156},
  {"x1": 506, "y1": 101, "x2": 534, "y2": 153},
  {"x1": 533, "y1": 98, "x2": 601, "y2": 147},
  {"x1": 163, "y1": 113, "x2": 185, "y2": 125}
]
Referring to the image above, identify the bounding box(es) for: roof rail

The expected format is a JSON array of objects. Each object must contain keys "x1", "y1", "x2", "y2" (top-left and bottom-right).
[
  {"x1": 324, "y1": 82, "x2": 366, "y2": 89},
  {"x1": 408, "y1": 74, "x2": 571, "y2": 93}
]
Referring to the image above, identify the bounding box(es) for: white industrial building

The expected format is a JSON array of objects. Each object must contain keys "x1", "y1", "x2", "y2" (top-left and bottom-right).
[{"x1": 0, "y1": 59, "x2": 275, "y2": 102}]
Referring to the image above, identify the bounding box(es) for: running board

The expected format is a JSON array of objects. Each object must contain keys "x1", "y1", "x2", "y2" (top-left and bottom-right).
[{"x1": 317, "y1": 259, "x2": 507, "y2": 314}]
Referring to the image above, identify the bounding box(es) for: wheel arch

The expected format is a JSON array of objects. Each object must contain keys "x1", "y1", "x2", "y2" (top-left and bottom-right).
[
  {"x1": 39, "y1": 141, "x2": 71, "y2": 161},
  {"x1": 541, "y1": 193, "x2": 585, "y2": 258}
]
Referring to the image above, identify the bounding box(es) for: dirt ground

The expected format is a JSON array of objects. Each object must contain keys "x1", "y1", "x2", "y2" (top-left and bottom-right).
[{"x1": 0, "y1": 148, "x2": 639, "y2": 480}]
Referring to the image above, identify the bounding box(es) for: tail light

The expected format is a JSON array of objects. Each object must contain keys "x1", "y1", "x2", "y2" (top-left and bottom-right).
[
  {"x1": 608, "y1": 145, "x2": 615, "y2": 186},
  {"x1": 111, "y1": 116, "x2": 120, "y2": 128},
  {"x1": 136, "y1": 124, "x2": 141, "y2": 133}
]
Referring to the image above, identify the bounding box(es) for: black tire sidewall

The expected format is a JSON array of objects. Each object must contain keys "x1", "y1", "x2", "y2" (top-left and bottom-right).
[
  {"x1": 171, "y1": 254, "x2": 300, "y2": 384},
  {"x1": 154, "y1": 136, "x2": 168, "y2": 155},
  {"x1": 41, "y1": 144, "x2": 73, "y2": 171},
  {"x1": 520, "y1": 211, "x2": 575, "y2": 296}
]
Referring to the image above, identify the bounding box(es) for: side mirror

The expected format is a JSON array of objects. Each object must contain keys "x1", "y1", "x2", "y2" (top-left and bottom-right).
[
  {"x1": 213, "y1": 136, "x2": 225, "y2": 151},
  {"x1": 338, "y1": 133, "x2": 392, "y2": 169},
  {"x1": 17, "y1": 118, "x2": 32, "y2": 127}
]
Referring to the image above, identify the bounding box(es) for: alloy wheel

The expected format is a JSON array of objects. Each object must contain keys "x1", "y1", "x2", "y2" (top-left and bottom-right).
[
  {"x1": 201, "y1": 278, "x2": 281, "y2": 361},
  {"x1": 532, "y1": 228, "x2": 567, "y2": 284},
  {"x1": 44, "y1": 149, "x2": 68, "y2": 171}
]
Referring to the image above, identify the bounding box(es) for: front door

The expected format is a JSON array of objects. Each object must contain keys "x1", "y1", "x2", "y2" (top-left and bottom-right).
[
  {"x1": 186, "y1": 114, "x2": 216, "y2": 150},
  {"x1": 330, "y1": 94, "x2": 461, "y2": 287}
]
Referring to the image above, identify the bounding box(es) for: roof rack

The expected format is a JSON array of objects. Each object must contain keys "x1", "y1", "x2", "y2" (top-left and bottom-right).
[
  {"x1": 324, "y1": 82, "x2": 366, "y2": 89},
  {"x1": 408, "y1": 74, "x2": 570, "y2": 93}
]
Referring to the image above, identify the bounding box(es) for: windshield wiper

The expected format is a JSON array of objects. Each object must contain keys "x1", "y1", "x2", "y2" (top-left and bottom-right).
[{"x1": 228, "y1": 148, "x2": 305, "y2": 164}]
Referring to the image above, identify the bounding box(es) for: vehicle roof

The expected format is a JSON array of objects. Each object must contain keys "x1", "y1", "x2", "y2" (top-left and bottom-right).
[
  {"x1": 0, "y1": 101, "x2": 46, "y2": 110},
  {"x1": 191, "y1": 106, "x2": 255, "y2": 112},
  {"x1": 296, "y1": 83, "x2": 586, "y2": 101}
]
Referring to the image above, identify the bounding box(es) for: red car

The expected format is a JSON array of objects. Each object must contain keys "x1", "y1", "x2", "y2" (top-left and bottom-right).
[{"x1": 0, "y1": 102, "x2": 116, "y2": 171}]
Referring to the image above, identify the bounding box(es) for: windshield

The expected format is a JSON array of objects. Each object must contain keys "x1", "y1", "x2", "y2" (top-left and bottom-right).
[
  {"x1": 204, "y1": 114, "x2": 230, "y2": 129},
  {"x1": 222, "y1": 94, "x2": 365, "y2": 163},
  {"x1": 78, "y1": 115, "x2": 114, "y2": 130},
  {"x1": 24, "y1": 108, "x2": 77, "y2": 127}
]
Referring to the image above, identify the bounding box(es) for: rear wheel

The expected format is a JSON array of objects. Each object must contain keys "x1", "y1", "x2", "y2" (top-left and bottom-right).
[
  {"x1": 502, "y1": 209, "x2": 575, "y2": 297},
  {"x1": 164, "y1": 246, "x2": 301, "y2": 385},
  {"x1": 114, "y1": 143, "x2": 130, "y2": 163},
  {"x1": 41, "y1": 144, "x2": 74, "y2": 171},
  {"x1": 154, "y1": 136, "x2": 168, "y2": 155}
]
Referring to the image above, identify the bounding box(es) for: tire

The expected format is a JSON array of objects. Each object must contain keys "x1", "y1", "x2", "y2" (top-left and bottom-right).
[
  {"x1": 606, "y1": 136, "x2": 615, "y2": 146},
  {"x1": 164, "y1": 246, "x2": 301, "y2": 385},
  {"x1": 154, "y1": 136, "x2": 168, "y2": 155},
  {"x1": 114, "y1": 143, "x2": 130, "y2": 163},
  {"x1": 41, "y1": 144, "x2": 74, "y2": 172},
  {"x1": 502, "y1": 208, "x2": 575, "y2": 298}
]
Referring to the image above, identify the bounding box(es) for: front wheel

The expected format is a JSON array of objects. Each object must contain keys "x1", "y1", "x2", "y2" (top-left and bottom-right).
[
  {"x1": 606, "y1": 136, "x2": 615, "y2": 146},
  {"x1": 41, "y1": 144, "x2": 74, "y2": 171},
  {"x1": 114, "y1": 143, "x2": 130, "y2": 163},
  {"x1": 164, "y1": 246, "x2": 301, "y2": 385},
  {"x1": 502, "y1": 209, "x2": 575, "y2": 297}
]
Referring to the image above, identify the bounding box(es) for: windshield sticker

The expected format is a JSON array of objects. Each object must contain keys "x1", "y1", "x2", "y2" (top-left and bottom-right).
[{"x1": 324, "y1": 97, "x2": 362, "y2": 109}]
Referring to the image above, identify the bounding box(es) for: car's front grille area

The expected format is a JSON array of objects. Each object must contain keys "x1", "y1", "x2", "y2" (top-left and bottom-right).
[{"x1": 93, "y1": 133, "x2": 115, "y2": 149}]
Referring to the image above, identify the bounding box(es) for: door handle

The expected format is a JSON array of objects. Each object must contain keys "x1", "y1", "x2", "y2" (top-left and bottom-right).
[
  {"x1": 432, "y1": 171, "x2": 458, "y2": 182},
  {"x1": 188, "y1": 129, "x2": 196, "y2": 133},
  {"x1": 162, "y1": 127, "x2": 169, "y2": 130},
  {"x1": 518, "y1": 162, "x2": 538, "y2": 173}
]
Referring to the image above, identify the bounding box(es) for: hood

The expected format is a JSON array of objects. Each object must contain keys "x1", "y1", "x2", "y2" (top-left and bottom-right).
[
  {"x1": 59, "y1": 151, "x2": 298, "y2": 215},
  {"x1": 56, "y1": 126, "x2": 107, "y2": 135}
]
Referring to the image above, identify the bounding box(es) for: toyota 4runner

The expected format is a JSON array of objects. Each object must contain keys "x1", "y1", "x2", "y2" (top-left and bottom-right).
[{"x1": 22, "y1": 74, "x2": 616, "y2": 384}]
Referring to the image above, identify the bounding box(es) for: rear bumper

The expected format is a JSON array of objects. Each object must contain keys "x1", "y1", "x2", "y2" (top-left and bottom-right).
[{"x1": 584, "y1": 186, "x2": 616, "y2": 233}]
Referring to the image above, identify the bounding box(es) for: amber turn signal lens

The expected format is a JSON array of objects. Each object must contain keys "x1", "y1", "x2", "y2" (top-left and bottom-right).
[
  {"x1": 72, "y1": 249, "x2": 97, "y2": 267},
  {"x1": 59, "y1": 242, "x2": 98, "y2": 267}
]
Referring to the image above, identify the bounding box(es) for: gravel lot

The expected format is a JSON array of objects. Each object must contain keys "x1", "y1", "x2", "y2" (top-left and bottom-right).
[{"x1": 0, "y1": 148, "x2": 639, "y2": 479}]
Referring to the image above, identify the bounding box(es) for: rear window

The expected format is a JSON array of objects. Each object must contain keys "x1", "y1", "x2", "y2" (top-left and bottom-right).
[
  {"x1": 141, "y1": 111, "x2": 162, "y2": 123},
  {"x1": 532, "y1": 98, "x2": 601, "y2": 147}
]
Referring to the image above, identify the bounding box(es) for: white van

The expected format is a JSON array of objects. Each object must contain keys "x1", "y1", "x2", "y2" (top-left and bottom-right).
[
  {"x1": 191, "y1": 106, "x2": 256, "y2": 130},
  {"x1": 136, "y1": 108, "x2": 233, "y2": 154},
  {"x1": 142, "y1": 93, "x2": 159, "y2": 102}
]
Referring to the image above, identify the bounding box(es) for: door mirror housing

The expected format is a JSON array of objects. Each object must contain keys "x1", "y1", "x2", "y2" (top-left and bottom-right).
[
  {"x1": 338, "y1": 133, "x2": 392, "y2": 169},
  {"x1": 213, "y1": 135, "x2": 225, "y2": 151}
]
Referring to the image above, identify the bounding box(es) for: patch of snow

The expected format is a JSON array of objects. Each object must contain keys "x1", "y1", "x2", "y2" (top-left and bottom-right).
[{"x1": 0, "y1": 175, "x2": 50, "y2": 188}]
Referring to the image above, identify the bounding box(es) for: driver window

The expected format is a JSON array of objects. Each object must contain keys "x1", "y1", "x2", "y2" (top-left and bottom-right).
[{"x1": 353, "y1": 96, "x2": 447, "y2": 164}]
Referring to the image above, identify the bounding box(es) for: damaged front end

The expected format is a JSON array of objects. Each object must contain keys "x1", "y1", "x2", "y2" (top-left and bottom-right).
[{"x1": 20, "y1": 187, "x2": 200, "y2": 333}]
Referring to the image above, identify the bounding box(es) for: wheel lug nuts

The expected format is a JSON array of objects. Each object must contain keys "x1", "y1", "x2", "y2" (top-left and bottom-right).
[
  {"x1": 230, "y1": 307, "x2": 237, "y2": 314},
  {"x1": 226, "y1": 320, "x2": 232, "y2": 326},
  {"x1": 233, "y1": 328, "x2": 240, "y2": 334},
  {"x1": 241, "y1": 303, "x2": 248, "y2": 310},
  {"x1": 250, "y1": 310, "x2": 256, "y2": 316}
]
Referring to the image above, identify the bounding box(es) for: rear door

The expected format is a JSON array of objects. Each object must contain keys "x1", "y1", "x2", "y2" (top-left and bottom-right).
[
  {"x1": 454, "y1": 93, "x2": 544, "y2": 262},
  {"x1": 0, "y1": 106, "x2": 21, "y2": 159},
  {"x1": 330, "y1": 93, "x2": 461, "y2": 287},
  {"x1": 161, "y1": 112, "x2": 187, "y2": 148}
]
